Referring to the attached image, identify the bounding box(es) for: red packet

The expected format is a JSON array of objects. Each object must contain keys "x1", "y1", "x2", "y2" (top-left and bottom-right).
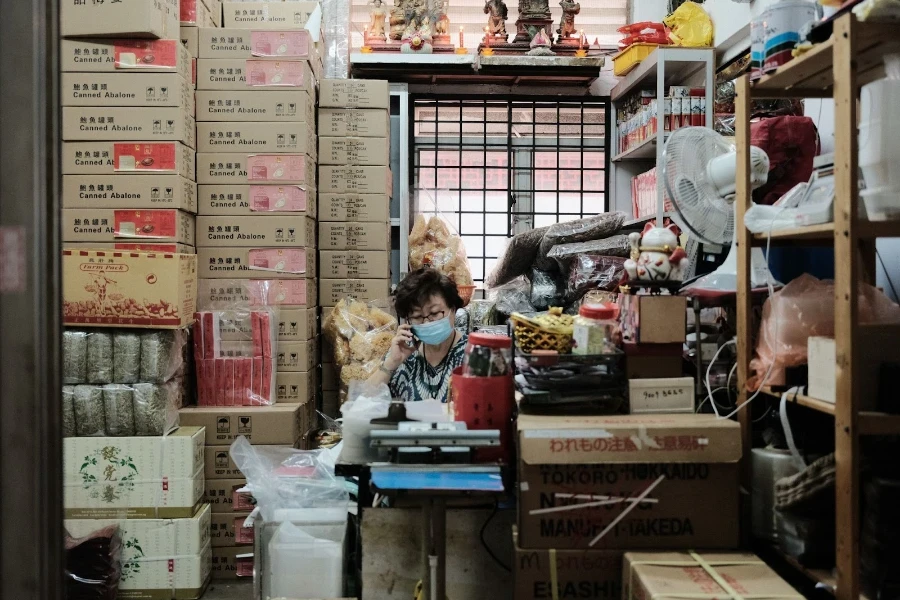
[
  {"x1": 251, "y1": 357, "x2": 263, "y2": 404},
  {"x1": 235, "y1": 516, "x2": 254, "y2": 544},
  {"x1": 203, "y1": 312, "x2": 216, "y2": 360},
  {"x1": 195, "y1": 359, "x2": 207, "y2": 405},
  {"x1": 259, "y1": 358, "x2": 272, "y2": 405},
  {"x1": 238, "y1": 357, "x2": 252, "y2": 406},
  {"x1": 215, "y1": 358, "x2": 227, "y2": 406},
  {"x1": 259, "y1": 312, "x2": 272, "y2": 359},
  {"x1": 251, "y1": 311, "x2": 262, "y2": 358},
  {"x1": 193, "y1": 314, "x2": 205, "y2": 361},
  {"x1": 234, "y1": 485, "x2": 254, "y2": 511}
]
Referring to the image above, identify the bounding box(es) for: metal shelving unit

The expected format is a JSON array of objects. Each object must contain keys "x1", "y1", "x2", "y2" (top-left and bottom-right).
[
  {"x1": 608, "y1": 47, "x2": 715, "y2": 223},
  {"x1": 734, "y1": 14, "x2": 900, "y2": 600}
]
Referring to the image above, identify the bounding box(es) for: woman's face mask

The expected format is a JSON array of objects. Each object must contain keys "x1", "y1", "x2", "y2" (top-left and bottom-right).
[{"x1": 411, "y1": 315, "x2": 454, "y2": 345}]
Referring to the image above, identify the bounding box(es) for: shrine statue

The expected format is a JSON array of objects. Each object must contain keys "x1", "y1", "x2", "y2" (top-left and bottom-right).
[
  {"x1": 389, "y1": 0, "x2": 409, "y2": 41},
  {"x1": 518, "y1": 0, "x2": 550, "y2": 19},
  {"x1": 435, "y1": 0, "x2": 450, "y2": 36},
  {"x1": 557, "y1": 0, "x2": 579, "y2": 39},
  {"x1": 368, "y1": 0, "x2": 388, "y2": 41},
  {"x1": 484, "y1": 0, "x2": 508, "y2": 36}
]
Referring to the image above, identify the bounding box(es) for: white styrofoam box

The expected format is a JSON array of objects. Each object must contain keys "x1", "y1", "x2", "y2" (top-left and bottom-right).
[
  {"x1": 807, "y1": 336, "x2": 836, "y2": 403},
  {"x1": 628, "y1": 377, "x2": 695, "y2": 414}
]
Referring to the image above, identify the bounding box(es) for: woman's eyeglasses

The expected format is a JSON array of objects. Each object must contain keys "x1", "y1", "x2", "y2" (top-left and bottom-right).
[{"x1": 407, "y1": 310, "x2": 447, "y2": 325}]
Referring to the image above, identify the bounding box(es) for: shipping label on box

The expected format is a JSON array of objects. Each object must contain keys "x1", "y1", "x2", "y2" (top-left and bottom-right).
[
  {"x1": 196, "y1": 90, "x2": 315, "y2": 123},
  {"x1": 60, "y1": 39, "x2": 192, "y2": 79},
  {"x1": 319, "y1": 79, "x2": 390, "y2": 109},
  {"x1": 196, "y1": 215, "x2": 315, "y2": 248},
  {"x1": 62, "y1": 107, "x2": 196, "y2": 148},
  {"x1": 319, "y1": 222, "x2": 390, "y2": 251},
  {"x1": 319, "y1": 108, "x2": 390, "y2": 138},
  {"x1": 198, "y1": 246, "x2": 316, "y2": 279},
  {"x1": 62, "y1": 0, "x2": 178, "y2": 39},
  {"x1": 197, "y1": 152, "x2": 315, "y2": 185},
  {"x1": 222, "y1": 2, "x2": 318, "y2": 29},
  {"x1": 63, "y1": 208, "x2": 195, "y2": 245},
  {"x1": 198, "y1": 278, "x2": 317, "y2": 309},
  {"x1": 203, "y1": 478, "x2": 252, "y2": 514},
  {"x1": 318, "y1": 193, "x2": 389, "y2": 222},
  {"x1": 319, "y1": 137, "x2": 389, "y2": 166},
  {"x1": 196, "y1": 58, "x2": 315, "y2": 92},
  {"x1": 205, "y1": 446, "x2": 244, "y2": 480},
  {"x1": 211, "y1": 547, "x2": 254, "y2": 580},
  {"x1": 63, "y1": 175, "x2": 197, "y2": 213},
  {"x1": 320, "y1": 250, "x2": 390, "y2": 279},
  {"x1": 319, "y1": 165, "x2": 392, "y2": 195},
  {"x1": 63, "y1": 427, "x2": 205, "y2": 519},
  {"x1": 62, "y1": 142, "x2": 195, "y2": 179},
  {"x1": 181, "y1": 26, "x2": 201, "y2": 57},
  {"x1": 182, "y1": 0, "x2": 220, "y2": 26},
  {"x1": 200, "y1": 28, "x2": 315, "y2": 59},
  {"x1": 275, "y1": 370, "x2": 317, "y2": 405},
  {"x1": 61, "y1": 73, "x2": 193, "y2": 111},
  {"x1": 320, "y1": 279, "x2": 391, "y2": 307},
  {"x1": 197, "y1": 122, "x2": 316, "y2": 156},
  {"x1": 211, "y1": 512, "x2": 254, "y2": 547},
  {"x1": 198, "y1": 184, "x2": 316, "y2": 218},
  {"x1": 276, "y1": 338, "x2": 318, "y2": 372},
  {"x1": 63, "y1": 249, "x2": 197, "y2": 328},
  {"x1": 180, "y1": 403, "x2": 306, "y2": 446}
]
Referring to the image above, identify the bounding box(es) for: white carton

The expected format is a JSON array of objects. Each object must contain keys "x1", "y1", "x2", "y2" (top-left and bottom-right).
[{"x1": 628, "y1": 377, "x2": 695, "y2": 414}]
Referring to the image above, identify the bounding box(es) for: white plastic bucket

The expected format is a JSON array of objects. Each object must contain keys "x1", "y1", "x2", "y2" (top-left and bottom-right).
[
  {"x1": 750, "y1": 14, "x2": 767, "y2": 79},
  {"x1": 762, "y1": 1, "x2": 819, "y2": 73}
]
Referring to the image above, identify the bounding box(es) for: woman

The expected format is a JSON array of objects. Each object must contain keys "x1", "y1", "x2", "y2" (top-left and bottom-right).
[{"x1": 367, "y1": 268, "x2": 466, "y2": 402}]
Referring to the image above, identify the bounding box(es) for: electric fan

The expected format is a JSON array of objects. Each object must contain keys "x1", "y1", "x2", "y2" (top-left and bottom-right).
[{"x1": 662, "y1": 126, "x2": 779, "y2": 296}]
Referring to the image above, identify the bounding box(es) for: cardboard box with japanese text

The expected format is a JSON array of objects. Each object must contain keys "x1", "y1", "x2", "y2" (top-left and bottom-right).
[
  {"x1": 62, "y1": 0, "x2": 178, "y2": 38},
  {"x1": 275, "y1": 370, "x2": 317, "y2": 405},
  {"x1": 179, "y1": 403, "x2": 306, "y2": 446},
  {"x1": 197, "y1": 278, "x2": 317, "y2": 308},
  {"x1": 60, "y1": 39, "x2": 192, "y2": 79},
  {"x1": 62, "y1": 106, "x2": 196, "y2": 148},
  {"x1": 211, "y1": 546, "x2": 253, "y2": 580},
  {"x1": 198, "y1": 246, "x2": 316, "y2": 279},
  {"x1": 61, "y1": 72, "x2": 193, "y2": 110},
  {"x1": 196, "y1": 90, "x2": 315, "y2": 123},
  {"x1": 275, "y1": 338, "x2": 318, "y2": 372},
  {"x1": 222, "y1": 2, "x2": 318, "y2": 30},
  {"x1": 197, "y1": 152, "x2": 316, "y2": 186},
  {"x1": 63, "y1": 175, "x2": 197, "y2": 212},
  {"x1": 196, "y1": 215, "x2": 315, "y2": 248},
  {"x1": 204, "y1": 479, "x2": 251, "y2": 514},
  {"x1": 199, "y1": 27, "x2": 316, "y2": 60},
  {"x1": 205, "y1": 446, "x2": 244, "y2": 480},
  {"x1": 63, "y1": 208, "x2": 195, "y2": 245},
  {"x1": 181, "y1": 26, "x2": 201, "y2": 57},
  {"x1": 197, "y1": 121, "x2": 316, "y2": 157},
  {"x1": 196, "y1": 58, "x2": 315, "y2": 93},
  {"x1": 198, "y1": 184, "x2": 316, "y2": 219},
  {"x1": 61, "y1": 141, "x2": 195, "y2": 179},
  {"x1": 211, "y1": 512, "x2": 254, "y2": 548}
]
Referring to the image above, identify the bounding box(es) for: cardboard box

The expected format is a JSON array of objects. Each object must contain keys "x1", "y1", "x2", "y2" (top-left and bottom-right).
[
  {"x1": 319, "y1": 166, "x2": 392, "y2": 195},
  {"x1": 199, "y1": 28, "x2": 316, "y2": 59},
  {"x1": 322, "y1": 361, "x2": 338, "y2": 391},
  {"x1": 319, "y1": 79, "x2": 390, "y2": 109},
  {"x1": 204, "y1": 478, "x2": 252, "y2": 513},
  {"x1": 62, "y1": 249, "x2": 197, "y2": 328},
  {"x1": 276, "y1": 307, "x2": 318, "y2": 341},
  {"x1": 623, "y1": 552, "x2": 802, "y2": 600},
  {"x1": 211, "y1": 512, "x2": 254, "y2": 547},
  {"x1": 517, "y1": 414, "x2": 741, "y2": 550},
  {"x1": 198, "y1": 184, "x2": 316, "y2": 218},
  {"x1": 276, "y1": 370, "x2": 317, "y2": 405},
  {"x1": 275, "y1": 338, "x2": 318, "y2": 372},
  {"x1": 197, "y1": 278, "x2": 317, "y2": 308},
  {"x1": 222, "y1": 2, "x2": 319, "y2": 29},
  {"x1": 65, "y1": 241, "x2": 195, "y2": 253},
  {"x1": 320, "y1": 250, "x2": 390, "y2": 279},
  {"x1": 211, "y1": 546, "x2": 254, "y2": 580},
  {"x1": 196, "y1": 90, "x2": 315, "y2": 123},
  {"x1": 197, "y1": 152, "x2": 316, "y2": 186},
  {"x1": 62, "y1": 0, "x2": 177, "y2": 39},
  {"x1": 205, "y1": 446, "x2": 244, "y2": 479},
  {"x1": 319, "y1": 108, "x2": 390, "y2": 138},
  {"x1": 196, "y1": 58, "x2": 315, "y2": 92},
  {"x1": 807, "y1": 331, "x2": 900, "y2": 409},
  {"x1": 621, "y1": 295, "x2": 687, "y2": 344},
  {"x1": 179, "y1": 402, "x2": 307, "y2": 446},
  {"x1": 117, "y1": 546, "x2": 210, "y2": 598},
  {"x1": 60, "y1": 39, "x2": 192, "y2": 79},
  {"x1": 62, "y1": 208, "x2": 195, "y2": 244},
  {"x1": 196, "y1": 215, "x2": 316, "y2": 248},
  {"x1": 513, "y1": 528, "x2": 622, "y2": 600},
  {"x1": 62, "y1": 107, "x2": 196, "y2": 148},
  {"x1": 318, "y1": 193, "x2": 389, "y2": 223},
  {"x1": 63, "y1": 427, "x2": 205, "y2": 519},
  {"x1": 319, "y1": 222, "x2": 390, "y2": 251},
  {"x1": 63, "y1": 175, "x2": 197, "y2": 212},
  {"x1": 319, "y1": 279, "x2": 391, "y2": 307},
  {"x1": 319, "y1": 137, "x2": 389, "y2": 166},
  {"x1": 197, "y1": 122, "x2": 316, "y2": 156},
  {"x1": 61, "y1": 141, "x2": 195, "y2": 178},
  {"x1": 624, "y1": 343, "x2": 683, "y2": 379},
  {"x1": 181, "y1": 26, "x2": 201, "y2": 57},
  {"x1": 182, "y1": 0, "x2": 220, "y2": 27},
  {"x1": 628, "y1": 377, "x2": 695, "y2": 414},
  {"x1": 61, "y1": 73, "x2": 193, "y2": 111},
  {"x1": 198, "y1": 246, "x2": 316, "y2": 279}
]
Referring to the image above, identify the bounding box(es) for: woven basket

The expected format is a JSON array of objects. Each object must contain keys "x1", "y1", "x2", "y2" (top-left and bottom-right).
[{"x1": 510, "y1": 312, "x2": 573, "y2": 353}]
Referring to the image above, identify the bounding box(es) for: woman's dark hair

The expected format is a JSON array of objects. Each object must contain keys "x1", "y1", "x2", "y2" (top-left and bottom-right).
[{"x1": 394, "y1": 268, "x2": 463, "y2": 319}]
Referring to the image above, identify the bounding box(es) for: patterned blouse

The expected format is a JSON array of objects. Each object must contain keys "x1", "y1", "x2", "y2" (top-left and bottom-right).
[{"x1": 389, "y1": 334, "x2": 467, "y2": 403}]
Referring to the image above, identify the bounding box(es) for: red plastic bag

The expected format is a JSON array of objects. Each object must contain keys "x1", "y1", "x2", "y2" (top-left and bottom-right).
[{"x1": 751, "y1": 116, "x2": 819, "y2": 206}]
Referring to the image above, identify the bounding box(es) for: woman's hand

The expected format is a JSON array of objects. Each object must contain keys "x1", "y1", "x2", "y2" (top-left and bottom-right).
[{"x1": 384, "y1": 324, "x2": 417, "y2": 371}]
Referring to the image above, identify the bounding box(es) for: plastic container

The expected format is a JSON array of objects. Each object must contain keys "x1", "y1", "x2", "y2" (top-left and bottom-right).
[
  {"x1": 572, "y1": 303, "x2": 618, "y2": 356},
  {"x1": 450, "y1": 365, "x2": 513, "y2": 463},
  {"x1": 613, "y1": 43, "x2": 660, "y2": 76},
  {"x1": 762, "y1": 1, "x2": 819, "y2": 74},
  {"x1": 463, "y1": 332, "x2": 512, "y2": 377},
  {"x1": 860, "y1": 72, "x2": 900, "y2": 220}
]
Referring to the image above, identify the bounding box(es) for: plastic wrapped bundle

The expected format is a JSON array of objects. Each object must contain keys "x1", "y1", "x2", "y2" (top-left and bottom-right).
[
  {"x1": 103, "y1": 384, "x2": 135, "y2": 437},
  {"x1": 86, "y1": 332, "x2": 113, "y2": 385},
  {"x1": 534, "y1": 212, "x2": 627, "y2": 271},
  {"x1": 139, "y1": 330, "x2": 181, "y2": 384},
  {"x1": 63, "y1": 386, "x2": 77, "y2": 437},
  {"x1": 485, "y1": 226, "x2": 551, "y2": 288},
  {"x1": 73, "y1": 385, "x2": 105, "y2": 437},
  {"x1": 133, "y1": 381, "x2": 181, "y2": 436},
  {"x1": 408, "y1": 215, "x2": 474, "y2": 287},
  {"x1": 323, "y1": 0, "x2": 351, "y2": 79},
  {"x1": 65, "y1": 524, "x2": 122, "y2": 600},
  {"x1": 529, "y1": 269, "x2": 564, "y2": 311},
  {"x1": 112, "y1": 332, "x2": 141, "y2": 384},
  {"x1": 566, "y1": 255, "x2": 627, "y2": 304},
  {"x1": 63, "y1": 330, "x2": 88, "y2": 384},
  {"x1": 547, "y1": 234, "x2": 632, "y2": 271},
  {"x1": 487, "y1": 277, "x2": 535, "y2": 316}
]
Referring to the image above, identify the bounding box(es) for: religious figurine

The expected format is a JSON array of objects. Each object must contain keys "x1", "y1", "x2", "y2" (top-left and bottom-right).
[
  {"x1": 367, "y1": 0, "x2": 388, "y2": 42},
  {"x1": 389, "y1": 0, "x2": 409, "y2": 41},
  {"x1": 527, "y1": 27, "x2": 554, "y2": 55},
  {"x1": 557, "y1": 0, "x2": 579, "y2": 40},
  {"x1": 484, "y1": 0, "x2": 508, "y2": 37},
  {"x1": 623, "y1": 223, "x2": 688, "y2": 282},
  {"x1": 401, "y1": 26, "x2": 433, "y2": 53},
  {"x1": 518, "y1": 0, "x2": 551, "y2": 20},
  {"x1": 435, "y1": 0, "x2": 450, "y2": 36}
]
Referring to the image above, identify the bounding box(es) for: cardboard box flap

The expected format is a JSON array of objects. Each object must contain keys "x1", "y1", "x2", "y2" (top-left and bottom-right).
[
  {"x1": 518, "y1": 414, "x2": 741, "y2": 465},
  {"x1": 623, "y1": 551, "x2": 804, "y2": 600}
]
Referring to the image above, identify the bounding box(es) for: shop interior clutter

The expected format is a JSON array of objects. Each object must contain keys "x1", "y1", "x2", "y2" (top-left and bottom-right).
[{"x1": 41, "y1": 1, "x2": 900, "y2": 600}]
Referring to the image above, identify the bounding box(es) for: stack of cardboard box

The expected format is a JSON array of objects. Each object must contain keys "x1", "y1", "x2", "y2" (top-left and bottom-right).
[
  {"x1": 180, "y1": 0, "x2": 222, "y2": 53},
  {"x1": 317, "y1": 80, "x2": 393, "y2": 413}
]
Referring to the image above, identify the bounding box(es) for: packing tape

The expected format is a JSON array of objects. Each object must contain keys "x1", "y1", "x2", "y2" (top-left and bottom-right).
[
  {"x1": 549, "y1": 548, "x2": 558, "y2": 600},
  {"x1": 626, "y1": 551, "x2": 806, "y2": 599}
]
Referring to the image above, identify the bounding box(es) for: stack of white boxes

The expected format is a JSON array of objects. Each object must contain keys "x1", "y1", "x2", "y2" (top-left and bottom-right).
[{"x1": 317, "y1": 80, "x2": 393, "y2": 414}]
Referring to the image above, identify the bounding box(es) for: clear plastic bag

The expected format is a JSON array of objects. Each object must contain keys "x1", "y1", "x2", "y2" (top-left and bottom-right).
[
  {"x1": 485, "y1": 226, "x2": 550, "y2": 288},
  {"x1": 547, "y1": 234, "x2": 632, "y2": 271},
  {"x1": 65, "y1": 524, "x2": 122, "y2": 600},
  {"x1": 193, "y1": 308, "x2": 278, "y2": 406},
  {"x1": 535, "y1": 213, "x2": 627, "y2": 271},
  {"x1": 338, "y1": 381, "x2": 392, "y2": 463},
  {"x1": 566, "y1": 255, "x2": 627, "y2": 304},
  {"x1": 487, "y1": 276, "x2": 536, "y2": 315},
  {"x1": 409, "y1": 214, "x2": 474, "y2": 286},
  {"x1": 322, "y1": 299, "x2": 398, "y2": 402},
  {"x1": 64, "y1": 379, "x2": 183, "y2": 438},
  {"x1": 529, "y1": 268, "x2": 563, "y2": 311}
]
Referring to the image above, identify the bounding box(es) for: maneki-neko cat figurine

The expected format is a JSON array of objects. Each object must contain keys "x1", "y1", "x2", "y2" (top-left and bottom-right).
[{"x1": 624, "y1": 222, "x2": 688, "y2": 282}]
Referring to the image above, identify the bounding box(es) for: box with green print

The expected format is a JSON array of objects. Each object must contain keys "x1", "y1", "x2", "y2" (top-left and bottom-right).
[{"x1": 63, "y1": 426, "x2": 205, "y2": 519}]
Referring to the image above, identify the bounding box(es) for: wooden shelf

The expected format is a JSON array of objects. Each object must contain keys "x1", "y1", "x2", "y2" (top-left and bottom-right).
[
  {"x1": 857, "y1": 219, "x2": 900, "y2": 239},
  {"x1": 760, "y1": 387, "x2": 900, "y2": 435},
  {"x1": 760, "y1": 387, "x2": 835, "y2": 415},
  {"x1": 611, "y1": 133, "x2": 666, "y2": 162},
  {"x1": 750, "y1": 223, "x2": 834, "y2": 246}
]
